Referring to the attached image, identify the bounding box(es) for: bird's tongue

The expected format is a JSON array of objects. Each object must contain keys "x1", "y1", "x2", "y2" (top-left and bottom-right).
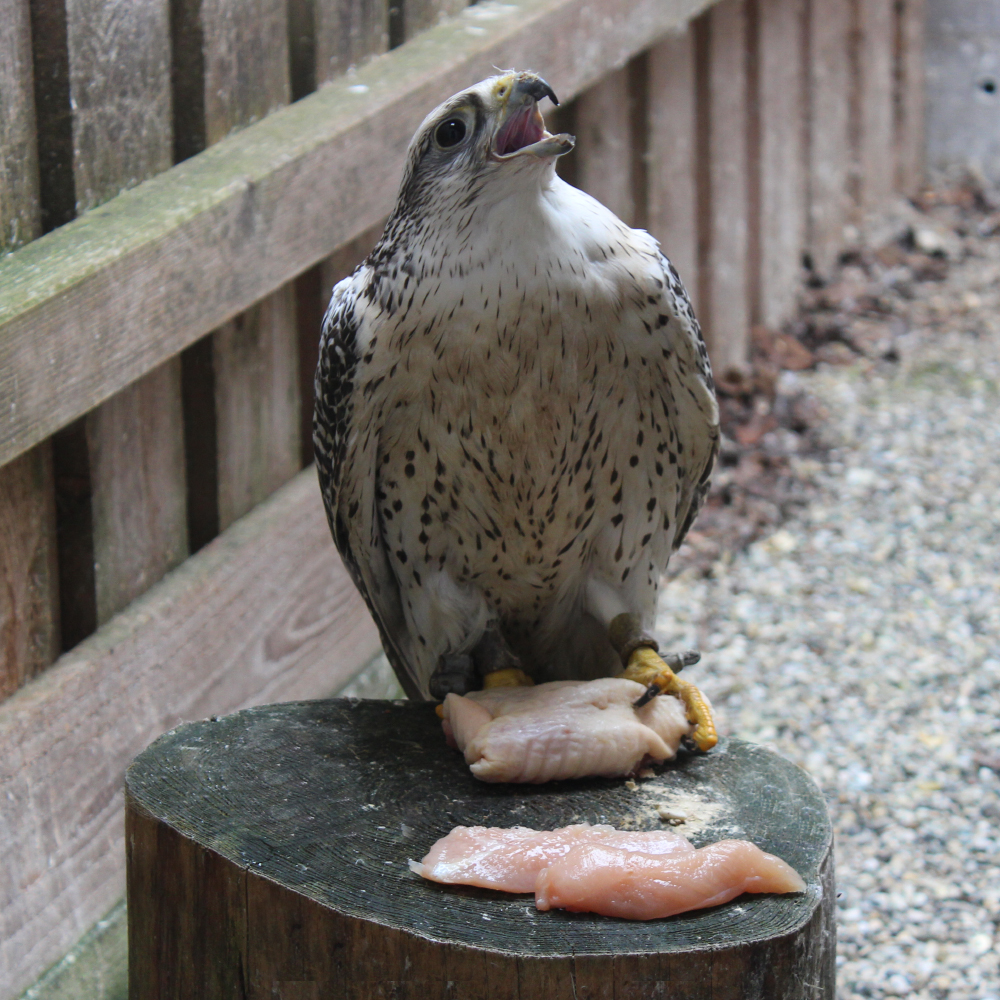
[{"x1": 495, "y1": 105, "x2": 545, "y2": 156}]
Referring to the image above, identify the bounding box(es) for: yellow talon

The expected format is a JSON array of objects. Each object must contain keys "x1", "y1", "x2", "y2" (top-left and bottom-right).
[
  {"x1": 482, "y1": 668, "x2": 535, "y2": 688},
  {"x1": 623, "y1": 646, "x2": 718, "y2": 752}
]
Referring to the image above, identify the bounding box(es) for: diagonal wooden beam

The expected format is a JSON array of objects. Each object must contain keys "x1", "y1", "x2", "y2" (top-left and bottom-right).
[{"x1": 0, "y1": 0, "x2": 715, "y2": 470}]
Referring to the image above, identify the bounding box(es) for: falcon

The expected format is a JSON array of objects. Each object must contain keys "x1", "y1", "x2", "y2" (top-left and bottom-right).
[{"x1": 314, "y1": 71, "x2": 720, "y2": 750}]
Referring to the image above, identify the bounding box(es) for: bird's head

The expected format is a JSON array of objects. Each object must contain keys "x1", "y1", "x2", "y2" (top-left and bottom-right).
[{"x1": 393, "y1": 71, "x2": 574, "y2": 216}]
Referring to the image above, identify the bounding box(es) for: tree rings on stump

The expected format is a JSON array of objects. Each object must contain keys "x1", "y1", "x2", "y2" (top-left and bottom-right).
[{"x1": 126, "y1": 698, "x2": 835, "y2": 998}]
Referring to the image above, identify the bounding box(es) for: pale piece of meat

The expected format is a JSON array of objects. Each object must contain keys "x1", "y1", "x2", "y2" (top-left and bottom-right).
[
  {"x1": 409, "y1": 823, "x2": 694, "y2": 892},
  {"x1": 534, "y1": 839, "x2": 807, "y2": 920},
  {"x1": 441, "y1": 678, "x2": 694, "y2": 783}
]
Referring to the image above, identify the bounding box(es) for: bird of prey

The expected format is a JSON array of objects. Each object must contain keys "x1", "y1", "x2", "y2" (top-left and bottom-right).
[{"x1": 314, "y1": 71, "x2": 720, "y2": 750}]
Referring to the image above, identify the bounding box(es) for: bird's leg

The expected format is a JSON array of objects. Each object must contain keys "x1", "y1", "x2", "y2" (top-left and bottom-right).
[
  {"x1": 472, "y1": 624, "x2": 534, "y2": 689},
  {"x1": 429, "y1": 653, "x2": 478, "y2": 699},
  {"x1": 608, "y1": 613, "x2": 718, "y2": 752}
]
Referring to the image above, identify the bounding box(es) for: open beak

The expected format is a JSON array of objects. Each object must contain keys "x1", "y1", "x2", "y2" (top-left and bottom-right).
[{"x1": 492, "y1": 74, "x2": 575, "y2": 161}]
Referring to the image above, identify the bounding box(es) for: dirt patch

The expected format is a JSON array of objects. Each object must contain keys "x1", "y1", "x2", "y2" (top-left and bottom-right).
[{"x1": 672, "y1": 178, "x2": 1000, "y2": 578}]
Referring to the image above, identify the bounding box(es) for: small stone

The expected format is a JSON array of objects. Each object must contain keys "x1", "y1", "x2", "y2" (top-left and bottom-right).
[{"x1": 656, "y1": 806, "x2": 687, "y2": 825}]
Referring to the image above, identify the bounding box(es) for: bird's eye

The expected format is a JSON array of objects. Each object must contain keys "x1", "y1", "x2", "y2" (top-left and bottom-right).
[{"x1": 435, "y1": 118, "x2": 467, "y2": 148}]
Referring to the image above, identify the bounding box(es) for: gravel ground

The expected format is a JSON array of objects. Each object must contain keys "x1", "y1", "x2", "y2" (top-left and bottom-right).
[
  {"x1": 656, "y1": 194, "x2": 1000, "y2": 999},
  {"x1": 342, "y1": 191, "x2": 1000, "y2": 998}
]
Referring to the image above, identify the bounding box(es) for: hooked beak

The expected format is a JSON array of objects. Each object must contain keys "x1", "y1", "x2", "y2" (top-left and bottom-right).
[{"x1": 492, "y1": 73, "x2": 575, "y2": 161}]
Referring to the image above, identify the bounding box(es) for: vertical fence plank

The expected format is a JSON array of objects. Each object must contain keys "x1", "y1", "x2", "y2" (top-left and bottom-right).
[
  {"x1": 647, "y1": 28, "x2": 699, "y2": 311},
  {"x1": 756, "y1": 0, "x2": 806, "y2": 327},
  {"x1": 894, "y1": 0, "x2": 925, "y2": 195},
  {"x1": 0, "y1": 0, "x2": 40, "y2": 253},
  {"x1": 404, "y1": 0, "x2": 467, "y2": 37},
  {"x1": 59, "y1": 0, "x2": 188, "y2": 626},
  {"x1": 574, "y1": 66, "x2": 636, "y2": 225},
  {"x1": 315, "y1": 0, "x2": 388, "y2": 83},
  {"x1": 0, "y1": 449, "x2": 59, "y2": 698},
  {"x1": 807, "y1": 0, "x2": 852, "y2": 277},
  {"x1": 65, "y1": 0, "x2": 173, "y2": 211},
  {"x1": 87, "y1": 366, "x2": 188, "y2": 624},
  {"x1": 185, "y1": 0, "x2": 301, "y2": 530},
  {"x1": 0, "y1": 0, "x2": 60, "y2": 696},
  {"x1": 214, "y1": 286, "x2": 301, "y2": 529},
  {"x1": 697, "y1": 0, "x2": 751, "y2": 374},
  {"x1": 856, "y1": 0, "x2": 896, "y2": 211}
]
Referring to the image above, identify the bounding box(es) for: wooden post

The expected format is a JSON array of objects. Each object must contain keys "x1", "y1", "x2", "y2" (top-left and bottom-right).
[
  {"x1": 647, "y1": 27, "x2": 700, "y2": 312},
  {"x1": 0, "y1": 0, "x2": 59, "y2": 696},
  {"x1": 755, "y1": 0, "x2": 806, "y2": 328},
  {"x1": 806, "y1": 0, "x2": 853, "y2": 277},
  {"x1": 696, "y1": 0, "x2": 751, "y2": 375},
  {"x1": 127, "y1": 702, "x2": 836, "y2": 998}
]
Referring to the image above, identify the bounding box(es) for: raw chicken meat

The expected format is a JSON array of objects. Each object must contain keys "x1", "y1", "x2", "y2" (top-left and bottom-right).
[
  {"x1": 440, "y1": 678, "x2": 694, "y2": 783},
  {"x1": 409, "y1": 823, "x2": 694, "y2": 892},
  {"x1": 535, "y1": 839, "x2": 806, "y2": 919},
  {"x1": 410, "y1": 825, "x2": 806, "y2": 920}
]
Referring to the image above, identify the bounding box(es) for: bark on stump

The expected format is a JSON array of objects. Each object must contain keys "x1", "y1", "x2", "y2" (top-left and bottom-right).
[{"x1": 125, "y1": 699, "x2": 835, "y2": 999}]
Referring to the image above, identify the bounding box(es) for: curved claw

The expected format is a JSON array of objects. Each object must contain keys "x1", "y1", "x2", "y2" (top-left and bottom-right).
[{"x1": 623, "y1": 647, "x2": 718, "y2": 752}]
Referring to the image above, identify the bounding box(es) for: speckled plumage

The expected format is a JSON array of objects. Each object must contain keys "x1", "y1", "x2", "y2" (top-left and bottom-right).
[{"x1": 314, "y1": 74, "x2": 719, "y2": 700}]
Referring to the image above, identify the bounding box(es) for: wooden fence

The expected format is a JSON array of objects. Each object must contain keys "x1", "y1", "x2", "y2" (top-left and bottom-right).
[{"x1": 0, "y1": 0, "x2": 924, "y2": 995}]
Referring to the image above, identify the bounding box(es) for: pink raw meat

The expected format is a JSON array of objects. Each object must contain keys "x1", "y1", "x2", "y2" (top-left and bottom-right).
[
  {"x1": 441, "y1": 678, "x2": 694, "y2": 783},
  {"x1": 534, "y1": 839, "x2": 806, "y2": 919},
  {"x1": 409, "y1": 823, "x2": 693, "y2": 892}
]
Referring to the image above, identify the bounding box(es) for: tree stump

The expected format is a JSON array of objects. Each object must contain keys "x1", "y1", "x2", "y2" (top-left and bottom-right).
[{"x1": 125, "y1": 699, "x2": 835, "y2": 999}]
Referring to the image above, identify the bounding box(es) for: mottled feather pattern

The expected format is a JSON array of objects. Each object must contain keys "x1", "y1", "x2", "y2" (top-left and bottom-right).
[{"x1": 314, "y1": 77, "x2": 719, "y2": 698}]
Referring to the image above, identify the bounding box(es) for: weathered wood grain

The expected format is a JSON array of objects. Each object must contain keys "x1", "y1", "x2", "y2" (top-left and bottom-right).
[
  {"x1": 57, "y1": 0, "x2": 189, "y2": 629},
  {"x1": 0, "y1": 0, "x2": 40, "y2": 254},
  {"x1": 0, "y1": 467, "x2": 380, "y2": 1000},
  {"x1": 0, "y1": 0, "x2": 717, "y2": 470},
  {"x1": 756, "y1": 0, "x2": 806, "y2": 328},
  {"x1": 86, "y1": 362, "x2": 188, "y2": 624},
  {"x1": 0, "y1": 446, "x2": 59, "y2": 698},
  {"x1": 214, "y1": 287, "x2": 302, "y2": 529},
  {"x1": 856, "y1": 0, "x2": 895, "y2": 211},
  {"x1": 405, "y1": 0, "x2": 468, "y2": 37},
  {"x1": 200, "y1": 0, "x2": 291, "y2": 145},
  {"x1": 0, "y1": 0, "x2": 59, "y2": 705},
  {"x1": 316, "y1": 0, "x2": 389, "y2": 83},
  {"x1": 647, "y1": 27, "x2": 699, "y2": 311},
  {"x1": 27, "y1": 0, "x2": 76, "y2": 232},
  {"x1": 126, "y1": 713, "x2": 836, "y2": 999},
  {"x1": 64, "y1": 0, "x2": 173, "y2": 212},
  {"x1": 894, "y1": 0, "x2": 925, "y2": 195},
  {"x1": 177, "y1": 0, "x2": 302, "y2": 533},
  {"x1": 574, "y1": 66, "x2": 636, "y2": 225},
  {"x1": 698, "y1": 0, "x2": 750, "y2": 373},
  {"x1": 806, "y1": 0, "x2": 853, "y2": 277}
]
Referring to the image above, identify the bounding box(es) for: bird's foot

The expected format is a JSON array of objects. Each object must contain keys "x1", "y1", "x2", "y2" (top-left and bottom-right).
[
  {"x1": 429, "y1": 653, "x2": 478, "y2": 700},
  {"x1": 622, "y1": 646, "x2": 717, "y2": 752}
]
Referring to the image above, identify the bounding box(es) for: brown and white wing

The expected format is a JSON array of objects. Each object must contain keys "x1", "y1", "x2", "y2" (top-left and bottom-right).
[{"x1": 313, "y1": 273, "x2": 422, "y2": 699}]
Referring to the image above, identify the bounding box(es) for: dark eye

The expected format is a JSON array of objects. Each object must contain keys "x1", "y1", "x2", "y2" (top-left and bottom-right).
[{"x1": 435, "y1": 118, "x2": 467, "y2": 148}]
